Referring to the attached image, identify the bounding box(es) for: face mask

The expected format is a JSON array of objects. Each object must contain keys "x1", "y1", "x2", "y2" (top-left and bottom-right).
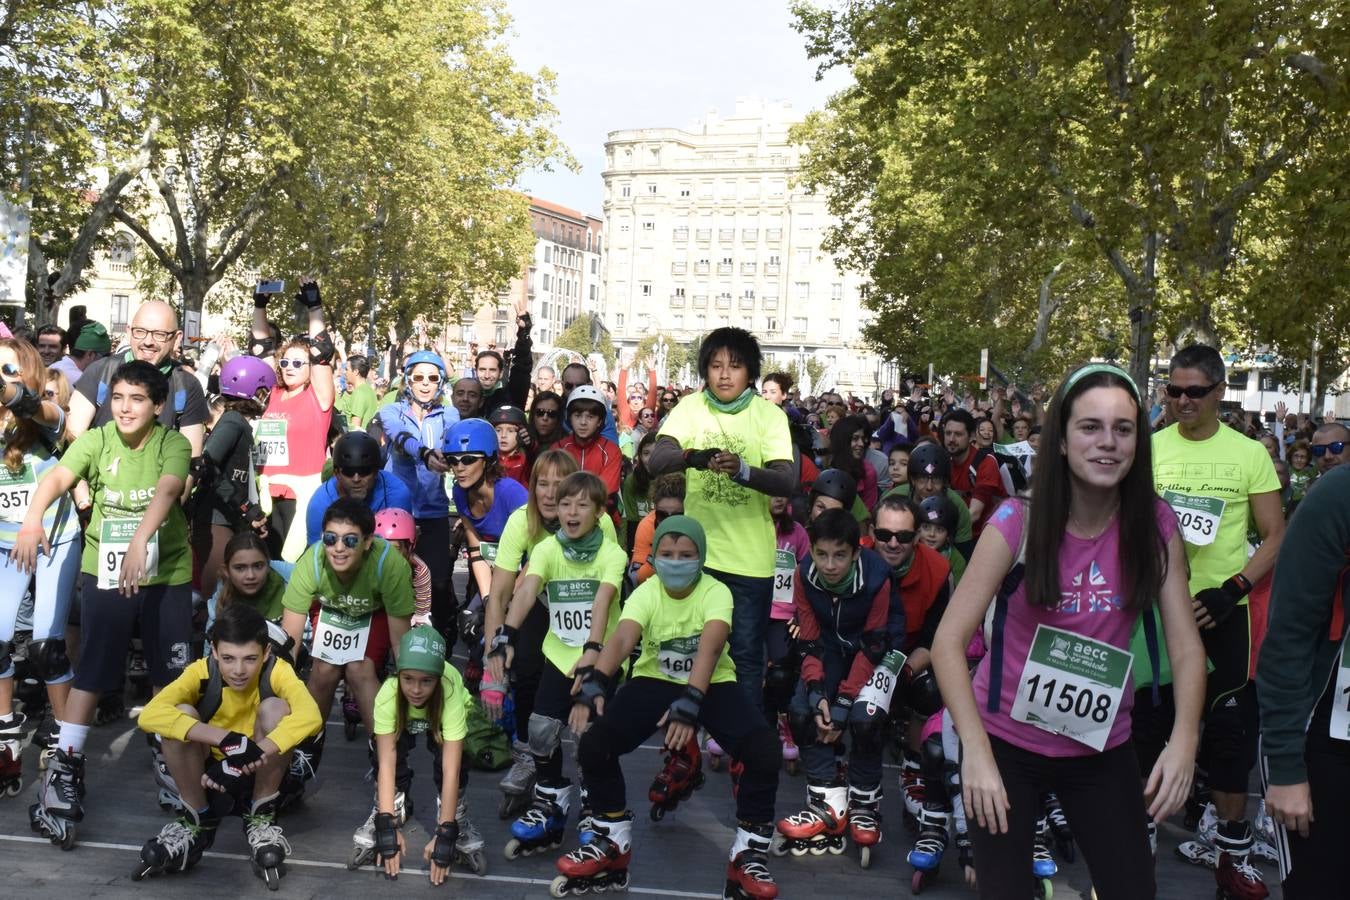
[{"x1": 653, "y1": 557, "x2": 702, "y2": 592}]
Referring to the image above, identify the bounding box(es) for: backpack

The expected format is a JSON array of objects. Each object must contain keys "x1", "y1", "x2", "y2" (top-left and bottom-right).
[
  {"x1": 92, "y1": 352, "x2": 191, "y2": 425},
  {"x1": 462, "y1": 697, "x2": 511, "y2": 771},
  {"x1": 197, "y1": 654, "x2": 278, "y2": 723}
]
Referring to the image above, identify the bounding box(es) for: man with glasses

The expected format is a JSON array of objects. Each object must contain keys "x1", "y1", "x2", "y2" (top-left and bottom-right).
[
  {"x1": 1310, "y1": 421, "x2": 1348, "y2": 475},
  {"x1": 1153, "y1": 343, "x2": 1284, "y2": 897},
  {"x1": 304, "y1": 431, "x2": 412, "y2": 546},
  {"x1": 68, "y1": 301, "x2": 208, "y2": 458}
]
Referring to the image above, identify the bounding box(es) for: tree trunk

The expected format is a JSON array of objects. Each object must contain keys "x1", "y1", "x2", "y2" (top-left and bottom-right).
[{"x1": 1126, "y1": 231, "x2": 1159, "y2": 395}]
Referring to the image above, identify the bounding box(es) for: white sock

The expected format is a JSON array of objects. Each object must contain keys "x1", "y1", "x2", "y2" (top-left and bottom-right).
[{"x1": 57, "y1": 722, "x2": 89, "y2": 755}]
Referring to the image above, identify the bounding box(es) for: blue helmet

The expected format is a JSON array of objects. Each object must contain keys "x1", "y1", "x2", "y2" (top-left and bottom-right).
[
  {"x1": 403, "y1": 350, "x2": 447, "y2": 378},
  {"x1": 446, "y1": 418, "x2": 499, "y2": 457}
]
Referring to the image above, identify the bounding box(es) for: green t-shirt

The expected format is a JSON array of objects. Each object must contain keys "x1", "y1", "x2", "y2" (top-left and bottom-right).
[
  {"x1": 883, "y1": 483, "x2": 974, "y2": 547},
  {"x1": 621, "y1": 573, "x2": 737, "y2": 686},
  {"x1": 1152, "y1": 424, "x2": 1280, "y2": 593},
  {"x1": 343, "y1": 383, "x2": 379, "y2": 428},
  {"x1": 494, "y1": 506, "x2": 618, "y2": 574},
  {"x1": 373, "y1": 662, "x2": 470, "y2": 741},
  {"x1": 526, "y1": 533, "x2": 627, "y2": 674},
  {"x1": 656, "y1": 394, "x2": 793, "y2": 577},
  {"x1": 58, "y1": 422, "x2": 192, "y2": 585},
  {"x1": 282, "y1": 536, "x2": 415, "y2": 618},
  {"x1": 618, "y1": 472, "x2": 652, "y2": 526},
  {"x1": 943, "y1": 546, "x2": 967, "y2": 587}
]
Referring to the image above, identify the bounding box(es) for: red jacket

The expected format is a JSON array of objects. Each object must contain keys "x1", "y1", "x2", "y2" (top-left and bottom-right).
[
  {"x1": 949, "y1": 445, "x2": 1005, "y2": 533},
  {"x1": 557, "y1": 433, "x2": 624, "y2": 496}
]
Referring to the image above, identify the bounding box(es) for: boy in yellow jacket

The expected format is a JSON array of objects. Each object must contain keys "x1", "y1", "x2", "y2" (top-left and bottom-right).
[{"x1": 134, "y1": 602, "x2": 321, "y2": 889}]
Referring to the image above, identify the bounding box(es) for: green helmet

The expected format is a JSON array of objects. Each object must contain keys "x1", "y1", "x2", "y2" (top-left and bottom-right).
[{"x1": 397, "y1": 625, "x2": 446, "y2": 675}]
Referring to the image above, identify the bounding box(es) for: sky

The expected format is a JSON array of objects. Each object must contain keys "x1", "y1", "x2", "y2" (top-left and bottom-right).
[{"x1": 503, "y1": 0, "x2": 852, "y2": 216}]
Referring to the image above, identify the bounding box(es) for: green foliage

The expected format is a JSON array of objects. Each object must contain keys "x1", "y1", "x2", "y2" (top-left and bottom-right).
[
  {"x1": 554, "y1": 313, "x2": 614, "y2": 361},
  {"x1": 632, "y1": 332, "x2": 689, "y2": 383},
  {"x1": 777, "y1": 357, "x2": 826, "y2": 394}
]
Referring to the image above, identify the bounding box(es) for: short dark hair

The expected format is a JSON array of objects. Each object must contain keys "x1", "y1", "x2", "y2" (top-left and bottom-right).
[
  {"x1": 347, "y1": 354, "x2": 370, "y2": 377},
  {"x1": 476, "y1": 350, "x2": 503, "y2": 368},
  {"x1": 110, "y1": 360, "x2": 169, "y2": 406},
  {"x1": 698, "y1": 327, "x2": 762, "y2": 384},
  {"x1": 562, "y1": 362, "x2": 590, "y2": 385},
  {"x1": 940, "y1": 407, "x2": 976, "y2": 436},
  {"x1": 1169, "y1": 343, "x2": 1226, "y2": 384},
  {"x1": 208, "y1": 601, "x2": 269, "y2": 649},
  {"x1": 36, "y1": 325, "x2": 66, "y2": 348},
  {"x1": 763, "y1": 372, "x2": 793, "y2": 393},
  {"x1": 321, "y1": 496, "x2": 376, "y2": 536},
  {"x1": 873, "y1": 494, "x2": 920, "y2": 525},
  {"x1": 808, "y1": 507, "x2": 861, "y2": 549}
]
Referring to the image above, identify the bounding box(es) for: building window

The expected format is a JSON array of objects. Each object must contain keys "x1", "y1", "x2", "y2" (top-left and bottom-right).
[
  {"x1": 694, "y1": 313, "x2": 706, "y2": 331},
  {"x1": 591, "y1": 258, "x2": 598, "y2": 274},
  {"x1": 109, "y1": 235, "x2": 135, "y2": 271},
  {"x1": 720, "y1": 180, "x2": 736, "y2": 199},
  {"x1": 741, "y1": 228, "x2": 758, "y2": 242},
  {"x1": 791, "y1": 316, "x2": 807, "y2": 335},
  {"x1": 621, "y1": 183, "x2": 631, "y2": 197},
  {"x1": 831, "y1": 283, "x2": 843, "y2": 300},
  {"x1": 797, "y1": 213, "x2": 815, "y2": 232},
  {"x1": 695, "y1": 258, "x2": 710, "y2": 274},
  {"x1": 111, "y1": 294, "x2": 130, "y2": 332},
  {"x1": 648, "y1": 147, "x2": 660, "y2": 164},
  {"x1": 542, "y1": 273, "x2": 551, "y2": 291},
  {"x1": 646, "y1": 183, "x2": 658, "y2": 195},
  {"x1": 672, "y1": 260, "x2": 687, "y2": 274},
  {"x1": 695, "y1": 228, "x2": 712, "y2": 242},
  {"x1": 795, "y1": 248, "x2": 812, "y2": 266},
  {"x1": 673, "y1": 313, "x2": 684, "y2": 331},
  {"x1": 768, "y1": 179, "x2": 786, "y2": 197},
  {"x1": 693, "y1": 294, "x2": 708, "y2": 309},
  {"x1": 589, "y1": 285, "x2": 598, "y2": 300},
  {"x1": 641, "y1": 220, "x2": 655, "y2": 232},
  {"x1": 678, "y1": 183, "x2": 691, "y2": 198},
  {"x1": 641, "y1": 282, "x2": 652, "y2": 297},
  {"x1": 718, "y1": 227, "x2": 735, "y2": 242},
  {"x1": 544, "y1": 245, "x2": 551, "y2": 263},
  {"x1": 673, "y1": 226, "x2": 689, "y2": 242},
  {"x1": 616, "y1": 313, "x2": 625, "y2": 329},
  {"x1": 829, "y1": 318, "x2": 840, "y2": 338},
  {"x1": 765, "y1": 317, "x2": 778, "y2": 332},
  {"x1": 765, "y1": 227, "x2": 782, "y2": 243},
  {"x1": 698, "y1": 180, "x2": 714, "y2": 198},
  {"x1": 461, "y1": 324, "x2": 475, "y2": 343},
  {"x1": 763, "y1": 294, "x2": 779, "y2": 310},
  {"x1": 794, "y1": 281, "x2": 809, "y2": 300},
  {"x1": 495, "y1": 325, "x2": 507, "y2": 345}
]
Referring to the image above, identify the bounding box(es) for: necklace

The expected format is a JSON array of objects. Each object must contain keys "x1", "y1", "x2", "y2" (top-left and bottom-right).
[{"x1": 1070, "y1": 504, "x2": 1118, "y2": 540}]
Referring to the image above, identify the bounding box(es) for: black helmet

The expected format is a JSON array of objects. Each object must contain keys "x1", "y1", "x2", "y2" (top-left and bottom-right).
[
  {"x1": 907, "y1": 441, "x2": 951, "y2": 483},
  {"x1": 334, "y1": 431, "x2": 382, "y2": 470},
  {"x1": 487, "y1": 405, "x2": 527, "y2": 428},
  {"x1": 919, "y1": 493, "x2": 959, "y2": 535},
  {"x1": 811, "y1": 468, "x2": 858, "y2": 509}
]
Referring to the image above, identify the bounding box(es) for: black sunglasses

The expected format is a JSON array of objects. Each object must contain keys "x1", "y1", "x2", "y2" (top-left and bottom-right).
[
  {"x1": 445, "y1": 453, "x2": 486, "y2": 467},
  {"x1": 322, "y1": 531, "x2": 362, "y2": 549},
  {"x1": 1165, "y1": 382, "x2": 1221, "y2": 400},
  {"x1": 660, "y1": 395, "x2": 677, "y2": 403},
  {"x1": 533, "y1": 408, "x2": 559, "y2": 419},
  {"x1": 873, "y1": 528, "x2": 916, "y2": 545},
  {"x1": 339, "y1": 465, "x2": 376, "y2": 478},
  {"x1": 1311, "y1": 441, "x2": 1345, "y2": 457},
  {"x1": 654, "y1": 509, "x2": 673, "y2": 524}
]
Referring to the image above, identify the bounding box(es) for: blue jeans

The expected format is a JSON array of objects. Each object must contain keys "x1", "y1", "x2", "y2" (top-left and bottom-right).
[{"x1": 706, "y1": 567, "x2": 771, "y2": 725}]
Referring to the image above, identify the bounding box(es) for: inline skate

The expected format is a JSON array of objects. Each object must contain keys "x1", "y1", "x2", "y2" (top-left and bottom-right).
[
  {"x1": 907, "y1": 805, "x2": 949, "y2": 893},
  {"x1": 1032, "y1": 817, "x2": 1057, "y2": 898},
  {"x1": 1213, "y1": 819, "x2": 1269, "y2": 900},
  {"x1": 550, "y1": 812, "x2": 631, "y2": 897},
  {"x1": 649, "y1": 737, "x2": 703, "y2": 821},
  {"x1": 900, "y1": 751, "x2": 924, "y2": 830},
  {"x1": 244, "y1": 792, "x2": 289, "y2": 891},
  {"x1": 847, "y1": 784, "x2": 883, "y2": 868},
  {"x1": 449, "y1": 795, "x2": 488, "y2": 875},
  {"x1": 348, "y1": 790, "x2": 409, "y2": 869},
  {"x1": 499, "y1": 738, "x2": 536, "y2": 819},
  {"x1": 29, "y1": 747, "x2": 83, "y2": 849},
  {"x1": 504, "y1": 782, "x2": 570, "y2": 859},
  {"x1": 35, "y1": 717, "x2": 58, "y2": 771},
  {"x1": 775, "y1": 716, "x2": 799, "y2": 776},
  {"x1": 132, "y1": 806, "x2": 219, "y2": 879},
  {"x1": 725, "y1": 822, "x2": 778, "y2": 899},
  {"x1": 0, "y1": 712, "x2": 26, "y2": 796},
  {"x1": 1042, "y1": 792, "x2": 1075, "y2": 862},
  {"x1": 147, "y1": 733, "x2": 184, "y2": 812},
  {"x1": 774, "y1": 782, "x2": 847, "y2": 856}
]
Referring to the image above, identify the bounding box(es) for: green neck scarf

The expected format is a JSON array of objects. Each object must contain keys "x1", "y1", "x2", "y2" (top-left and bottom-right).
[
  {"x1": 892, "y1": 555, "x2": 913, "y2": 578},
  {"x1": 557, "y1": 523, "x2": 604, "y2": 562},
  {"x1": 820, "y1": 559, "x2": 858, "y2": 596},
  {"x1": 703, "y1": 386, "x2": 754, "y2": 415}
]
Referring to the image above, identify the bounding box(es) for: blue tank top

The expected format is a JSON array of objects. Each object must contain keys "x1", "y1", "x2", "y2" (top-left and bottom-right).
[{"x1": 453, "y1": 476, "x2": 527, "y2": 541}]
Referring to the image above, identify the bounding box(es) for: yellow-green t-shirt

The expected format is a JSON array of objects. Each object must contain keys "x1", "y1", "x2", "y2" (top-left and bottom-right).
[
  {"x1": 1152, "y1": 424, "x2": 1280, "y2": 593},
  {"x1": 494, "y1": 506, "x2": 618, "y2": 574},
  {"x1": 621, "y1": 573, "x2": 737, "y2": 686},
  {"x1": 372, "y1": 662, "x2": 470, "y2": 741},
  {"x1": 656, "y1": 393, "x2": 793, "y2": 577},
  {"x1": 526, "y1": 534, "x2": 626, "y2": 673}
]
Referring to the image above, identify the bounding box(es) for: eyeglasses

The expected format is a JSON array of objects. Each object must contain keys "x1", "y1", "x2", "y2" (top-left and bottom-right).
[
  {"x1": 278, "y1": 358, "x2": 309, "y2": 369},
  {"x1": 338, "y1": 466, "x2": 376, "y2": 478},
  {"x1": 322, "y1": 531, "x2": 362, "y2": 549},
  {"x1": 129, "y1": 327, "x2": 177, "y2": 342},
  {"x1": 533, "y1": 408, "x2": 559, "y2": 419},
  {"x1": 444, "y1": 453, "x2": 486, "y2": 467},
  {"x1": 1165, "y1": 382, "x2": 1221, "y2": 400},
  {"x1": 1311, "y1": 441, "x2": 1346, "y2": 457},
  {"x1": 873, "y1": 529, "x2": 916, "y2": 545},
  {"x1": 411, "y1": 373, "x2": 441, "y2": 384}
]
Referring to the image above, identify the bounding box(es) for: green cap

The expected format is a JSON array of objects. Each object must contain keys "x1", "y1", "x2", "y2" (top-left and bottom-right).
[
  {"x1": 652, "y1": 514, "x2": 707, "y2": 566},
  {"x1": 397, "y1": 625, "x2": 446, "y2": 675},
  {"x1": 73, "y1": 321, "x2": 111, "y2": 353}
]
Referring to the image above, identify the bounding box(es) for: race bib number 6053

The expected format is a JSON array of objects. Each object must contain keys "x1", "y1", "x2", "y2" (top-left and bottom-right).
[
  {"x1": 1009, "y1": 625, "x2": 1132, "y2": 751},
  {"x1": 1162, "y1": 490, "x2": 1225, "y2": 547}
]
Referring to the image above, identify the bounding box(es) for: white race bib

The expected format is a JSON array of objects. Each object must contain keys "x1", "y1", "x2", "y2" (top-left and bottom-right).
[
  {"x1": 252, "y1": 419, "x2": 290, "y2": 468},
  {"x1": 98, "y1": 518, "x2": 159, "y2": 590},
  {"x1": 1330, "y1": 633, "x2": 1350, "y2": 742},
  {"x1": 1163, "y1": 490, "x2": 1225, "y2": 548},
  {"x1": 0, "y1": 463, "x2": 36, "y2": 523},
  {"x1": 771, "y1": 549, "x2": 796, "y2": 614},
  {"x1": 312, "y1": 607, "x2": 372, "y2": 666},
  {"x1": 857, "y1": 649, "x2": 907, "y2": 711},
  {"x1": 479, "y1": 541, "x2": 499, "y2": 565},
  {"x1": 547, "y1": 579, "x2": 597, "y2": 647},
  {"x1": 1009, "y1": 625, "x2": 1132, "y2": 751},
  {"x1": 658, "y1": 635, "x2": 700, "y2": 682}
]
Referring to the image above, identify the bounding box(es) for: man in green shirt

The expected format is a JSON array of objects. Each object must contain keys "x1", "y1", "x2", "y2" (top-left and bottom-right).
[
  {"x1": 16, "y1": 361, "x2": 194, "y2": 848},
  {"x1": 342, "y1": 354, "x2": 379, "y2": 430}
]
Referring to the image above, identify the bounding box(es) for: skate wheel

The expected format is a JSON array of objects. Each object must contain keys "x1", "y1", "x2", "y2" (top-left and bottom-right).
[
  {"x1": 1036, "y1": 877, "x2": 1052, "y2": 899},
  {"x1": 911, "y1": 870, "x2": 926, "y2": 894},
  {"x1": 347, "y1": 847, "x2": 367, "y2": 870},
  {"x1": 344, "y1": 720, "x2": 357, "y2": 741},
  {"x1": 650, "y1": 805, "x2": 666, "y2": 822},
  {"x1": 503, "y1": 838, "x2": 522, "y2": 860},
  {"x1": 467, "y1": 850, "x2": 487, "y2": 876},
  {"x1": 550, "y1": 874, "x2": 571, "y2": 898},
  {"x1": 2, "y1": 780, "x2": 20, "y2": 797},
  {"x1": 59, "y1": 825, "x2": 76, "y2": 851},
  {"x1": 827, "y1": 838, "x2": 845, "y2": 855},
  {"x1": 859, "y1": 845, "x2": 871, "y2": 869},
  {"x1": 807, "y1": 842, "x2": 826, "y2": 856},
  {"x1": 264, "y1": 867, "x2": 280, "y2": 891}
]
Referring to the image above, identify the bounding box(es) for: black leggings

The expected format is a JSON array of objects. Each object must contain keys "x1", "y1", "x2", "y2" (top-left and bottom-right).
[
  {"x1": 1282, "y1": 696, "x2": 1350, "y2": 900},
  {"x1": 415, "y1": 516, "x2": 457, "y2": 651},
  {"x1": 266, "y1": 498, "x2": 296, "y2": 560},
  {"x1": 970, "y1": 737, "x2": 1154, "y2": 900}
]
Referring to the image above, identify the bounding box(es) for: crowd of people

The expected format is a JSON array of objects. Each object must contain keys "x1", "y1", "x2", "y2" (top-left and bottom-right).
[{"x1": 0, "y1": 283, "x2": 1346, "y2": 899}]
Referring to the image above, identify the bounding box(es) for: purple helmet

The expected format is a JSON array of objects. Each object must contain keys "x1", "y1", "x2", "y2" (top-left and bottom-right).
[{"x1": 219, "y1": 355, "x2": 277, "y2": 400}]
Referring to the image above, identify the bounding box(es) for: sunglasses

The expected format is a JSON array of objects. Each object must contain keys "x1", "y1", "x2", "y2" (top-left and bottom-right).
[
  {"x1": 445, "y1": 453, "x2": 486, "y2": 467},
  {"x1": 44, "y1": 389, "x2": 57, "y2": 399},
  {"x1": 661, "y1": 395, "x2": 677, "y2": 403},
  {"x1": 533, "y1": 408, "x2": 559, "y2": 419},
  {"x1": 278, "y1": 358, "x2": 309, "y2": 369},
  {"x1": 654, "y1": 509, "x2": 673, "y2": 524},
  {"x1": 1, "y1": 363, "x2": 20, "y2": 377},
  {"x1": 1165, "y1": 382, "x2": 1220, "y2": 399},
  {"x1": 1311, "y1": 441, "x2": 1346, "y2": 457},
  {"x1": 411, "y1": 373, "x2": 441, "y2": 384},
  {"x1": 338, "y1": 465, "x2": 376, "y2": 478},
  {"x1": 322, "y1": 531, "x2": 362, "y2": 549},
  {"x1": 873, "y1": 528, "x2": 916, "y2": 545}
]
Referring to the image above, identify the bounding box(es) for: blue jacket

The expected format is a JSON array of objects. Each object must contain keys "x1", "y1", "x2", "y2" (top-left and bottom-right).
[
  {"x1": 305, "y1": 471, "x2": 414, "y2": 547},
  {"x1": 376, "y1": 400, "x2": 461, "y2": 519}
]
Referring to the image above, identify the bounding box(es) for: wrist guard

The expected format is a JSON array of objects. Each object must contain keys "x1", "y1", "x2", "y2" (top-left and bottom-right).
[
  {"x1": 248, "y1": 336, "x2": 275, "y2": 358},
  {"x1": 1195, "y1": 574, "x2": 1252, "y2": 627},
  {"x1": 3, "y1": 384, "x2": 40, "y2": 419},
  {"x1": 683, "y1": 447, "x2": 721, "y2": 470},
  {"x1": 253, "y1": 292, "x2": 269, "y2": 309},
  {"x1": 296, "y1": 282, "x2": 322, "y2": 309},
  {"x1": 828, "y1": 694, "x2": 854, "y2": 729},
  {"x1": 431, "y1": 820, "x2": 458, "y2": 868},
  {"x1": 374, "y1": 812, "x2": 400, "y2": 863},
  {"x1": 308, "y1": 330, "x2": 335, "y2": 366},
  {"x1": 487, "y1": 625, "x2": 517, "y2": 660},
  {"x1": 573, "y1": 668, "x2": 611, "y2": 714},
  {"x1": 667, "y1": 685, "x2": 704, "y2": 727}
]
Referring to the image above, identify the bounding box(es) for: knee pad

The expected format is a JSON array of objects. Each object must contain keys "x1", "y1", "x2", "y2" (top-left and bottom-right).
[
  {"x1": 848, "y1": 706, "x2": 887, "y2": 754},
  {"x1": 904, "y1": 669, "x2": 943, "y2": 718},
  {"x1": 942, "y1": 758, "x2": 962, "y2": 805},
  {"x1": 920, "y1": 733, "x2": 946, "y2": 783},
  {"x1": 788, "y1": 707, "x2": 817, "y2": 749},
  {"x1": 527, "y1": 712, "x2": 564, "y2": 760},
  {"x1": 764, "y1": 664, "x2": 797, "y2": 709},
  {"x1": 0, "y1": 638, "x2": 11, "y2": 676},
  {"x1": 28, "y1": 638, "x2": 71, "y2": 682}
]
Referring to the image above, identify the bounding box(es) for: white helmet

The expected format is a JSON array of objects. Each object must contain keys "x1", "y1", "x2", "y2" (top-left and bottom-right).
[{"x1": 566, "y1": 384, "x2": 608, "y2": 412}]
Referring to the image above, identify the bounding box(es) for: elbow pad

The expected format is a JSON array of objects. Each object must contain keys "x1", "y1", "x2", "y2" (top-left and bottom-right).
[
  {"x1": 392, "y1": 431, "x2": 418, "y2": 457},
  {"x1": 860, "y1": 629, "x2": 888, "y2": 665},
  {"x1": 248, "y1": 336, "x2": 275, "y2": 358},
  {"x1": 308, "y1": 331, "x2": 335, "y2": 366},
  {"x1": 4, "y1": 384, "x2": 41, "y2": 419}
]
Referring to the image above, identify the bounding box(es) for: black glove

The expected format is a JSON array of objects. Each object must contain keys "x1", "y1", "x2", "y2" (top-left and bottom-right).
[
  {"x1": 828, "y1": 694, "x2": 854, "y2": 730},
  {"x1": 296, "y1": 281, "x2": 322, "y2": 309},
  {"x1": 806, "y1": 681, "x2": 828, "y2": 724},
  {"x1": 249, "y1": 335, "x2": 275, "y2": 358},
  {"x1": 488, "y1": 625, "x2": 517, "y2": 662},
  {"x1": 253, "y1": 291, "x2": 269, "y2": 309},
  {"x1": 374, "y1": 812, "x2": 401, "y2": 869},
  {"x1": 573, "y1": 668, "x2": 611, "y2": 714},
  {"x1": 218, "y1": 731, "x2": 264, "y2": 770},
  {"x1": 430, "y1": 820, "x2": 458, "y2": 868},
  {"x1": 239, "y1": 502, "x2": 268, "y2": 529},
  {"x1": 308, "y1": 330, "x2": 335, "y2": 365},
  {"x1": 684, "y1": 447, "x2": 722, "y2": 470},
  {"x1": 1195, "y1": 574, "x2": 1252, "y2": 627},
  {"x1": 666, "y1": 685, "x2": 704, "y2": 727}
]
